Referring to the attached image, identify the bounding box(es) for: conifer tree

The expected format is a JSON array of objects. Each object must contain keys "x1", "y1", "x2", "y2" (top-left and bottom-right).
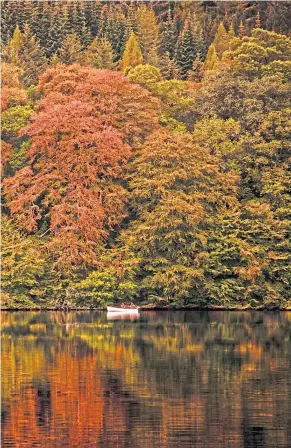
[
  {"x1": 3, "y1": 25, "x2": 22, "y2": 66},
  {"x1": 3, "y1": 24, "x2": 47, "y2": 87},
  {"x1": 58, "y1": 33, "x2": 83, "y2": 65},
  {"x1": 213, "y1": 22, "x2": 229, "y2": 58},
  {"x1": 158, "y1": 52, "x2": 181, "y2": 80},
  {"x1": 204, "y1": 44, "x2": 219, "y2": 71},
  {"x1": 84, "y1": 38, "x2": 116, "y2": 69},
  {"x1": 136, "y1": 5, "x2": 160, "y2": 66},
  {"x1": 175, "y1": 26, "x2": 197, "y2": 79},
  {"x1": 238, "y1": 20, "x2": 246, "y2": 37},
  {"x1": 255, "y1": 11, "x2": 261, "y2": 28},
  {"x1": 188, "y1": 54, "x2": 204, "y2": 82},
  {"x1": 161, "y1": 8, "x2": 178, "y2": 59},
  {"x1": 103, "y1": 19, "x2": 127, "y2": 62},
  {"x1": 126, "y1": 1, "x2": 137, "y2": 37},
  {"x1": 120, "y1": 32, "x2": 143, "y2": 72},
  {"x1": 228, "y1": 23, "x2": 236, "y2": 40}
]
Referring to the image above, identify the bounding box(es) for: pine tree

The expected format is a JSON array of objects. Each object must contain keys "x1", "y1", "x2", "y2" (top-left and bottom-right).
[
  {"x1": 136, "y1": 5, "x2": 160, "y2": 66},
  {"x1": 2, "y1": 25, "x2": 22, "y2": 66},
  {"x1": 188, "y1": 54, "x2": 204, "y2": 82},
  {"x1": 175, "y1": 26, "x2": 197, "y2": 79},
  {"x1": 46, "y1": 12, "x2": 66, "y2": 57},
  {"x1": 161, "y1": 8, "x2": 178, "y2": 59},
  {"x1": 84, "y1": 38, "x2": 116, "y2": 69},
  {"x1": 255, "y1": 11, "x2": 261, "y2": 29},
  {"x1": 120, "y1": 32, "x2": 143, "y2": 72},
  {"x1": 228, "y1": 23, "x2": 236, "y2": 40},
  {"x1": 102, "y1": 19, "x2": 127, "y2": 62},
  {"x1": 204, "y1": 44, "x2": 219, "y2": 71},
  {"x1": 3, "y1": 25, "x2": 47, "y2": 87},
  {"x1": 238, "y1": 20, "x2": 246, "y2": 38},
  {"x1": 213, "y1": 22, "x2": 229, "y2": 58},
  {"x1": 58, "y1": 33, "x2": 83, "y2": 65},
  {"x1": 158, "y1": 52, "x2": 181, "y2": 80}
]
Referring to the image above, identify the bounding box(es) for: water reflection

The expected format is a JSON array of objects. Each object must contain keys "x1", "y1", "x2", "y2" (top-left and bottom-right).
[{"x1": 1, "y1": 311, "x2": 291, "y2": 447}]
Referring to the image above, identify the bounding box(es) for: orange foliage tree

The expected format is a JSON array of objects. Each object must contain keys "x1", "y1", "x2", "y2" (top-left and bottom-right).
[{"x1": 3, "y1": 64, "x2": 160, "y2": 270}]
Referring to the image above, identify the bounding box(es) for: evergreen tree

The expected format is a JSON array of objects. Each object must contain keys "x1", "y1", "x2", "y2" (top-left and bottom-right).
[
  {"x1": 58, "y1": 33, "x2": 83, "y2": 65},
  {"x1": 188, "y1": 54, "x2": 205, "y2": 82},
  {"x1": 175, "y1": 26, "x2": 197, "y2": 79},
  {"x1": 228, "y1": 23, "x2": 236, "y2": 40},
  {"x1": 255, "y1": 11, "x2": 261, "y2": 29},
  {"x1": 2, "y1": 25, "x2": 22, "y2": 66},
  {"x1": 136, "y1": 5, "x2": 160, "y2": 66},
  {"x1": 161, "y1": 8, "x2": 178, "y2": 59},
  {"x1": 238, "y1": 20, "x2": 246, "y2": 37},
  {"x1": 204, "y1": 44, "x2": 219, "y2": 71},
  {"x1": 158, "y1": 52, "x2": 181, "y2": 80},
  {"x1": 84, "y1": 38, "x2": 116, "y2": 69},
  {"x1": 213, "y1": 22, "x2": 230, "y2": 58},
  {"x1": 102, "y1": 19, "x2": 127, "y2": 62},
  {"x1": 3, "y1": 24, "x2": 47, "y2": 87},
  {"x1": 120, "y1": 32, "x2": 143, "y2": 72}
]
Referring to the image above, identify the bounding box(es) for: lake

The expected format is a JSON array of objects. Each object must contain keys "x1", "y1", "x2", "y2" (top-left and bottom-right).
[{"x1": 1, "y1": 311, "x2": 291, "y2": 447}]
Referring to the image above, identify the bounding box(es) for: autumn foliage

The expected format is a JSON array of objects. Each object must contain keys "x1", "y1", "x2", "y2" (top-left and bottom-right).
[{"x1": 3, "y1": 65, "x2": 160, "y2": 268}]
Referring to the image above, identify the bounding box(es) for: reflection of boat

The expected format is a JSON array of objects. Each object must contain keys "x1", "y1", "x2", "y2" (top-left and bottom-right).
[
  {"x1": 107, "y1": 306, "x2": 139, "y2": 314},
  {"x1": 107, "y1": 312, "x2": 140, "y2": 321}
]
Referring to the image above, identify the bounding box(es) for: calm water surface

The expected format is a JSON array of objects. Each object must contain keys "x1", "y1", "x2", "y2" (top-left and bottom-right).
[{"x1": 2, "y1": 311, "x2": 291, "y2": 447}]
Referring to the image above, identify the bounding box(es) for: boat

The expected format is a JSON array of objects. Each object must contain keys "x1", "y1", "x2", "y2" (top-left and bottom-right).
[{"x1": 107, "y1": 306, "x2": 139, "y2": 314}]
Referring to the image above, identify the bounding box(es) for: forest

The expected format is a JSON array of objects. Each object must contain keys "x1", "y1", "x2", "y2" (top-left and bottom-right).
[{"x1": 1, "y1": 1, "x2": 291, "y2": 310}]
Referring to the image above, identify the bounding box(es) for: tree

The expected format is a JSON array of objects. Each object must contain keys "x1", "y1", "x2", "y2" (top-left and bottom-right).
[
  {"x1": 127, "y1": 64, "x2": 162, "y2": 89},
  {"x1": 204, "y1": 44, "x2": 219, "y2": 71},
  {"x1": 226, "y1": 28, "x2": 291, "y2": 80},
  {"x1": 84, "y1": 37, "x2": 116, "y2": 69},
  {"x1": 119, "y1": 129, "x2": 238, "y2": 305},
  {"x1": 3, "y1": 65, "x2": 160, "y2": 270},
  {"x1": 188, "y1": 54, "x2": 205, "y2": 82},
  {"x1": 175, "y1": 26, "x2": 197, "y2": 79},
  {"x1": 158, "y1": 51, "x2": 181, "y2": 80},
  {"x1": 161, "y1": 8, "x2": 178, "y2": 59},
  {"x1": 1, "y1": 63, "x2": 27, "y2": 111},
  {"x1": 136, "y1": 5, "x2": 160, "y2": 66},
  {"x1": 2, "y1": 24, "x2": 47, "y2": 87},
  {"x1": 212, "y1": 22, "x2": 230, "y2": 58},
  {"x1": 1, "y1": 217, "x2": 46, "y2": 308},
  {"x1": 120, "y1": 32, "x2": 143, "y2": 72},
  {"x1": 58, "y1": 33, "x2": 83, "y2": 65}
]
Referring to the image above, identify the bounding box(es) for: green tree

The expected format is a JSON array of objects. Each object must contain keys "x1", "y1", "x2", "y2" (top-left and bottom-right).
[
  {"x1": 84, "y1": 37, "x2": 116, "y2": 69},
  {"x1": 127, "y1": 64, "x2": 162, "y2": 89},
  {"x1": 119, "y1": 129, "x2": 238, "y2": 305},
  {"x1": 58, "y1": 33, "x2": 83, "y2": 65},
  {"x1": 175, "y1": 26, "x2": 197, "y2": 79},
  {"x1": 1, "y1": 217, "x2": 46, "y2": 308}
]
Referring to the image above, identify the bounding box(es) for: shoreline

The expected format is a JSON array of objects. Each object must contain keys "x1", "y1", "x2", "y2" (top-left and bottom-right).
[{"x1": 2, "y1": 306, "x2": 291, "y2": 312}]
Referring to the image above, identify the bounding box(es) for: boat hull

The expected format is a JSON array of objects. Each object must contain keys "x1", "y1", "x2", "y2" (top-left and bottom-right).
[{"x1": 107, "y1": 306, "x2": 139, "y2": 313}]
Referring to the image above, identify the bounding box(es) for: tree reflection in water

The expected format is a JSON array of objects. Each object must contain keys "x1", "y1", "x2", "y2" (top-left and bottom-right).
[{"x1": 1, "y1": 311, "x2": 291, "y2": 447}]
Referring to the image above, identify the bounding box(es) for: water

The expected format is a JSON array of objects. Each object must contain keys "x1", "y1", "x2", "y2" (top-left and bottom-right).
[{"x1": 1, "y1": 311, "x2": 291, "y2": 448}]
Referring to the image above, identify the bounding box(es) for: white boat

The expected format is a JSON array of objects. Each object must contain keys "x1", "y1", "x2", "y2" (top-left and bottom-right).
[{"x1": 107, "y1": 306, "x2": 139, "y2": 314}]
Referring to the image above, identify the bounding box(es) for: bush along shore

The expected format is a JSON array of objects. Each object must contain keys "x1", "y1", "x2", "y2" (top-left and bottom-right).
[{"x1": 1, "y1": 2, "x2": 291, "y2": 311}]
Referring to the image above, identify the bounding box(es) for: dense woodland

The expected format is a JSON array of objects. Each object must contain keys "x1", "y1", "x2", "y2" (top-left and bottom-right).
[{"x1": 1, "y1": 1, "x2": 291, "y2": 309}]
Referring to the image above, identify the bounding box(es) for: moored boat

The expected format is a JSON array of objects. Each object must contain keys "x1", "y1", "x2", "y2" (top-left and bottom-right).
[{"x1": 107, "y1": 306, "x2": 139, "y2": 313}]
